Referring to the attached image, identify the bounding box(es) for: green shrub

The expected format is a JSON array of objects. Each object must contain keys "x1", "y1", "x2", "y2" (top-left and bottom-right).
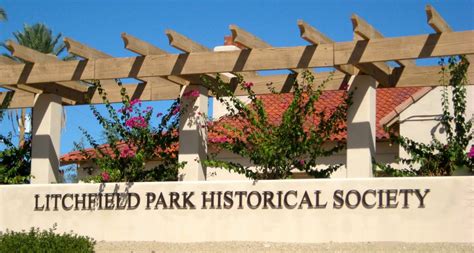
[
  {"x1": 375, "y1": 56, "x2": 473, "y2": 176},
  {"x1": 205, "y1": 71, "x2": 351, "y2": 179},
  {"x1": 0, "y1": 225, "x2": 95, "y2": 253}
]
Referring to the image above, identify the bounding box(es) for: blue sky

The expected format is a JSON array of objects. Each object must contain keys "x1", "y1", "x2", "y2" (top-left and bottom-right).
[{"x1": 1, "y1": 0, "x2": 473, "y2": 155}]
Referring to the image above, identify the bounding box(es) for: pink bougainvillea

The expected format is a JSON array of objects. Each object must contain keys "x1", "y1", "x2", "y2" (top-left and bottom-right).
[
  {"x1": 120, "y1": 145, "x2": 136, "y2": 158},
  {"x1": 101, "y1": 171, "x2": 110, "y2": 182},
  {"x1": 172, "y1": 105, "x2": 181, "y2": 115},
  {"x1": 125, "y1": 116, "x2": 148, "y2": 128},
  {"x1": 183, "y1": 89, "x2": 200, "y2": 99},
  {"x1": 469, "y1": 146, "x2": 474, "y2": 159},
  {"x1": 242, "y1": 82, "x2": 254, "y2": 89},
  {"x1": 130, "y1": 99, "x2": 141, "y2": 107},
  {"x1": 209, "y1": 136, "x2": 228, "y2": 144}
]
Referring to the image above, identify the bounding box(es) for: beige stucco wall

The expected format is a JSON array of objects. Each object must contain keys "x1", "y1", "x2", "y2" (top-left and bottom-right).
[
  {"x1": 0, "y1": 177, "x2": 472, "y2": 243},
  {"x1": 206, "y1": 141, "x2": 398, "y2": 180},
  {"x1": 74, "y1": 141, "x2": 397, "y2": 181},
  {"x1": 398, "y1": 86, "x2": 474, "y2": 168},
  {"x1": 76, "y1": 161, "x2": 163, "y2": 181}
]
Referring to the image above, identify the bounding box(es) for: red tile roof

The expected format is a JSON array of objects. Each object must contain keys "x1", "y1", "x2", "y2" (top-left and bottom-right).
[
  {"x1": 61, "y1": 87, "x2": 423, "y2": 165},
  {"x1": 209, "y1": 87, "x2": 422, "y2": 141},
  {"x1": 61, "y1": 136, "x2": 179, "y2": 165}
]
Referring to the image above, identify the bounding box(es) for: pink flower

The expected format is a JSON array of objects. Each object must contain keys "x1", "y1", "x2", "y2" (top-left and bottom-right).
[
  {"x1": 125, "y1": 116, "x2": 148, "y2": 128},
  {"x1": 209, "y1": 136, "x2": 227, "y2": 144},
  {"x1": 142, "y1": 106, "x2": 153, "y2": 114},
  {"x1": 156, "y1": 112, "x2": 163, "y2": 118},
  {"x1": 118, "y1": 106, "x2": 133, "y2": 114},
  {"x1": 120, "y1": 146, "x2": 136, "y2": 158},
  {"x1": 299, "y1": 160, "x2": 305, "y2": 166},
  {"x1": 172, "y1": 105, "x2": 181, "y2": 115},
  {"x1": 468, "y1": 146, "x2": 474, "y2": 159},
  {"x1": 130, "y1": 99, "x2": 141, "y2": 107},
  {"x1": 101, "y1": 172, "x2": 110, "y2": 182},
  {"x1": 183, "y1": 90, "x2": 200, "y2": 99},
  {"x1": 242, "y1": 82, "x2": 254, "y2": 89}
]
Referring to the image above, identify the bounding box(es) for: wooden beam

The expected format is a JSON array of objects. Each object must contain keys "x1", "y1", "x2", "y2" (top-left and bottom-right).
[
  {"x1": 334, "y1": 30, "x2": 473, "y2": 65},
  {"x1": 65, "y1": 37, "x2": 181, "y2": 101},
  {"x1": 391, "y1": 64, "x2": 474, "y2": 87},
  {"x1": 4, "y1": 41, "x2": 90, "y2": 97},
  {"x1": 165, "y1": 29, "x2": 209, "y2": 53},
  {"x1": 424, "y1": 5, "x2": 473, "y2": 65},
  {"x1": 0, "y1": 90, "x2": 35, "y2": 108},
  {"x1": 0, "y1": 56, "x2": 75, "y2": 105},
  {"x1": 297, "y1": 19, "x2": 354, "y2": 76},
  {"x1": 4, "y1": 63, "x2": 468, "y2": 108},
  {"x1": 122, "y1": 32, "x2": 167, "y2": 55},
  {"x1": 351, "y1": 14, "x2": 384, "y2": 40},
  {"x1": 0, "y1": 56, "x2": 18, "y2": 65},
  {"x1": 350, "y1": 14, "x2": 397, "y2": 86},
  {"x1": 5, "y1": 41, "x2": 89, "y2": 93},
  {"x1": 120, "y1": 33, "x2": 190, "y2": 86},
  {"x1": 64, "y1": 37, "x2": 119, "y2": 88},
  {"x1": 230, "y1": 24, "x2": 315, "y2": 76},
  {"x1": 229, "y1": 24, "x2": 271, "y2": 49},
  {"x1": 426, "y1": 5, "x2": 452, "y2": 33},
  {"x1": 297, "y1": 20, "x2": 334, "y2": 45},
  {"x1": 0, "y1": 30, "x2": 473, "y2": 85},
  {"x1": 351, "y1": 14, "x2": 415, "y2": 68},
  {"x1": 165, "y1": 29, "x2": 239, "y2": 82}
]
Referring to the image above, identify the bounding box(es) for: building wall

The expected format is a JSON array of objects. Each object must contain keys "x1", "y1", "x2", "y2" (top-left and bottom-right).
[
  {"x1": 73, "y1": 86, "x2": 473, "y2": 181},
  {"x1": 76, "y1": 161, "x2": 163, "y2": 182},
  {"x1": 206, "y1": 141, "x2": 398, "y2": 180},
  {"x1": 398, "y1": 86, "x2": 474, "y2": 171},
  {"x1": 1, "y1": 177, "x2": 472, "y2": 243}
]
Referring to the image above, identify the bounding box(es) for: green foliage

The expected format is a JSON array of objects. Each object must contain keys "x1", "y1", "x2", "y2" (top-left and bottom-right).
[
  {"x1": 0, "y1": 23, "x2": 69, "y2": 185},
  {"x1": 377, "y1": 56, "x2": 473, "y2": 176},
  {"x1": 0, "y1": 7, "x2": 6, "y2": 21},
  {"x1": 0, "y1": 225, "x2": 95, "y2": 253},
  {"x1": 205, "y1": 71, "x2": 351, "y2": 180},
  {"x1": 77, "y1": 81, "x2": 184, "y2": 183},
  {"x1": 0, "y1": 134, "x2": 31, "y2": 184},
  {"x1": 0, "y1": 94, "x2": 31, "y2": 184},
  {"x1": 1, "y1": 23, "x2": 69, "y2": 59}
]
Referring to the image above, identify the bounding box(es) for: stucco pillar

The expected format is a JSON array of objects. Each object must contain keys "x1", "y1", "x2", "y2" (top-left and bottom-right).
[
  {"x1": 346, "y1": 75, "x2": 376, "y2": 177},
  {"x1": 31, "y1": 94, "x2": 62, "y2": 184},
  {"x1": 178, "y1": 85, "x2": 208, "y2": 181}
]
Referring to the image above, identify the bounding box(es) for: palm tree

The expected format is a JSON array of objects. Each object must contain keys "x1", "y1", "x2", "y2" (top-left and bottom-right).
[
  {"x1": 0, "y1": 7, "x2": 6, "y2": 21},
  {"x1": 2, "y1": 23, "x2": 68, "y2": 58},
  {"x1": 2, "y1": 23, "x2": 70, "y2": 146}
]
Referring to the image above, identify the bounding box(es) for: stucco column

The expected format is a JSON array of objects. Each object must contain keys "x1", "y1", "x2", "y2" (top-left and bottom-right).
[
  {"x1": 346, "y1": 75, "x2": 376, "y2": 177},
  {"x1": 178, "y1": 85, "x2": 208, "y2": 181},
  {"x1": 31, "y1": 94, "x2": 62, "y2": 184}
]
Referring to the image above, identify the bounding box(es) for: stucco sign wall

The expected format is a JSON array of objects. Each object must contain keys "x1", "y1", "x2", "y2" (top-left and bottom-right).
[{"x1": 0, "y1": 177, "x2": 472, "y2": 243}]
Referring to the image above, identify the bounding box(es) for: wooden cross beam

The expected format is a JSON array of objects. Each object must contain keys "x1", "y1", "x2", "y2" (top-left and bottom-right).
[
  {"x1": 64, "y1": 37, "x2": 187, "y2": 103},
  {"x1": 297, "y1": 19, "x2": 355, "y2": 76},
  {"x1": 3, "y1": 41, "x2": 90, "y2": 102},
  {"x1": 230, "y1": 24, "x2": 314, "y2": 77},
  {"x1": 426, "y1": 5, "x2": 452, "y2": 33},
  {"x1": 121, "y1": 32, "x2": 193, "y2": 85},
  {"x1": 0, "y1": 30, "x2": 472, "y2": 85},
  {"x1": 349, "y1": 14, "x2": 396, "y2": 86},
  {"x1": 351, "y1": 14, "x2": 416, "y2": 68},
  {"x1": 425, "y1": 5, "x2": 473, "y2": 64},
  {"x1": 0, "y1": 55, "x2": 76, "y2": 105},
  {"x1": 166, "y1": 29, "x2": 257, "y2": 80}
]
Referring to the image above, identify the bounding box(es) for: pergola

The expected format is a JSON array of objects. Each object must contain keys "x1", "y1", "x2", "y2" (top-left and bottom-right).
[{"x1": 0, "y1": 5, "x2": 472, "y2": 183}]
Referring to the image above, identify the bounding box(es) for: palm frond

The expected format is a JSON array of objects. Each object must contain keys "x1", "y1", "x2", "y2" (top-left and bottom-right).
[{"x1": 0, "y1": 8, "x2": 7, "y2": 21}]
